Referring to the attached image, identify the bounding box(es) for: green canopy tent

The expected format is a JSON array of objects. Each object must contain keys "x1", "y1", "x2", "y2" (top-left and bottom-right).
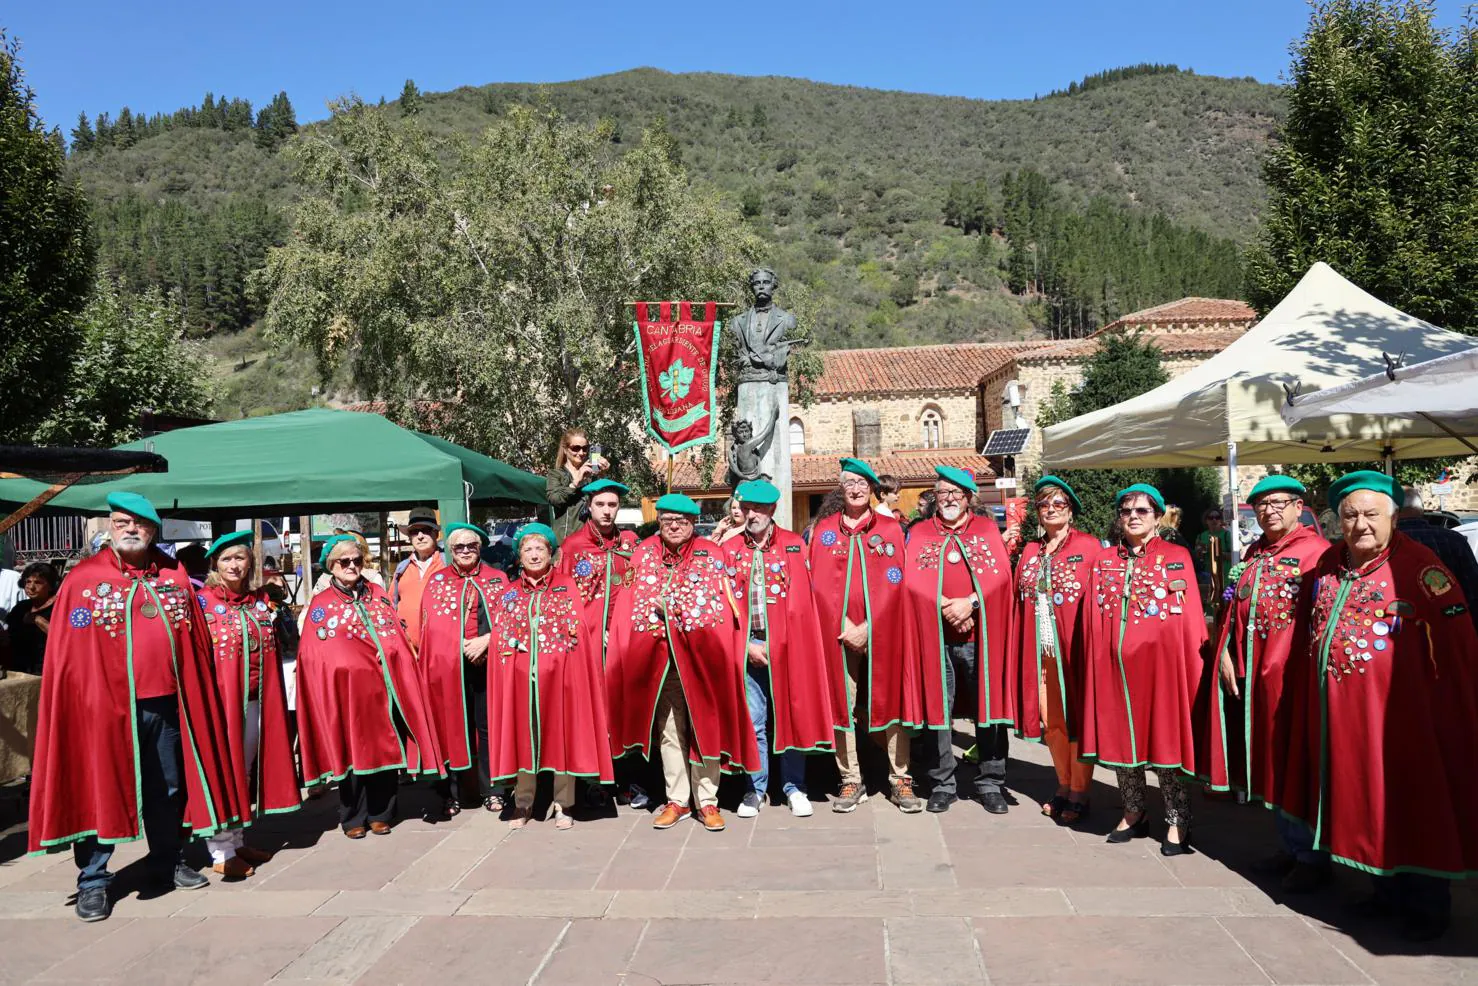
[{"x1": 0, "y1": 408, "x2": 546, "y2": 521}]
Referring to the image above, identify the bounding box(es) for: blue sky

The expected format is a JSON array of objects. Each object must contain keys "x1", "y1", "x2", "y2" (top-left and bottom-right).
[{"x1": 7, "y1": 0, "x2": 1473, "y2": 131}]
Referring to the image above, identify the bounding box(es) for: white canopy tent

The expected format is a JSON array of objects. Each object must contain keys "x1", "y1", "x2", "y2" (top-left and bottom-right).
[
  {"x1": 1283, "y1": 347, "x2": 1478, "y2": 455},
  {"x1": 1041, "y1": 263, "x2": 1478, "y2": 485}
]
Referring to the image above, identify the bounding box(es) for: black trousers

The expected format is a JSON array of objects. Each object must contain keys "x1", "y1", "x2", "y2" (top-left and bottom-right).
[
  {"x1": 338, "y1": 771, "x2": 399, "y2": 831},
  {"x1": 434, "y1": 659, "x2": 495, "y2": 802},
  {"x1": 74, "y1": 696, "x2": 185, "y2": 889},
  {"x1": 919, "y1": 640, "x2": 1008, "y2": 797}
]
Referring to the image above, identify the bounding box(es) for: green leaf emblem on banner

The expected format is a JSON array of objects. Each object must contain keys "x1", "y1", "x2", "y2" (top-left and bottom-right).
[{"x1": 659, "y1": 358, "x2": 695, "y2": 402}]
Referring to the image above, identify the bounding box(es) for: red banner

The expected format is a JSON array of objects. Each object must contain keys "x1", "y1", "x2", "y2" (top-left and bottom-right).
[{"x1": 633, "y1": 301, "x2": 722, "y2": 453}]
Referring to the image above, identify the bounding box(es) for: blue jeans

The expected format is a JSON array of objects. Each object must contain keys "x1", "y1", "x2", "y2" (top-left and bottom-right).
[
  {"x1": 745, "y1": 662, "x2": 806, "y2": 798},
  {"x1": 74, "y1": 696, "x2": 186, "y2": 891},
  {"x1": 1275, "y1": 811, "x2": 1329, "y2": 866}
]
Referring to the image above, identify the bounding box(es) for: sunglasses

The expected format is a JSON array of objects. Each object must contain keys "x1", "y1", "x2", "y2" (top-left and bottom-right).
[
  {"x1": 1118, "y1": 507, "x2": 1154, "y2": 518},
  {"x1": 334, "y1": 557, "x2": 364, "y2": 569},
  {"x1": 450, "y1": 543, "x2": 480, "y2": 553},
  {"x1": 1037, "y1": 498, "x2": 1071, "y2": 510},
  {"x1": 567, "y1": 444, "x2": 589, "y2": 453}
]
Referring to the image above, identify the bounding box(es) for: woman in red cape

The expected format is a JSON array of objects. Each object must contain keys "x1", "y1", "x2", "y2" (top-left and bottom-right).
[
  {"x1": 902, "y1": 466, "x2": 1014, "y2": 814},
  {"x1": 1201, "y1": 477, "x2": 1325, "y2": 814},
  {"x1": 297, "y1": 535, "x2": 445, "y2": 837},
  {"x1": 418, "y1": 521, "x2": 508, "y2": 816},
  {"x1": 1009, "y1": 476, "x2": 1099, "y2": 824},
  {"x1": 1277, "y1": 473, "x2": 1478, "y2": 941},
  {"x1": 1078, "y1": 484, "x2": 1206, "y2": 855},
  {"x1": 197, "y1": 531, "x2": 300, "y2": 879},
  {"x1": 808, "y1": 459, "x2": 920, "y2": 812},
  {"x1": 606, "y1": 494, "x2": 759, "y2": 830},
  {"x1": 487, "y1": 524, "x2": 613, "y2": 830},
  {"x1": 29, "y1": 535, "x2": 245, "y2": 858}
]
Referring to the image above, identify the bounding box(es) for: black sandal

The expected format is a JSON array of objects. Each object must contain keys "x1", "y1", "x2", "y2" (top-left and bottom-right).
[
  {"x1": 1058, "y1": 799, "x2": 1090, "y2": 824},
  {"x1": 483, "y1": 794, "x2": 505, "y2": 813},
  {"x1": 1041, "y1": 795, "x2": 1069, "y2": 818}
]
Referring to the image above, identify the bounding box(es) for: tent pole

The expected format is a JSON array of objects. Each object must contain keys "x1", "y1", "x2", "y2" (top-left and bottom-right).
[
  {"x1": 1225, "y1": 439, "x2": 1239, "y2": 542},
  {"x1": 1382, "y1": 447, "x2": 1394, "y2": 477},
  {"x1": 1416, "y1": 412, "x2": 1478, "y2": 456},
  {"x1": 299, "y1": 513, "x2": 313, "y2": 610}
]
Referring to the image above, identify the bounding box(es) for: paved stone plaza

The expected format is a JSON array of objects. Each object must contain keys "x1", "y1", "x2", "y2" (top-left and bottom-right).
[{"x1": 1, "y1": 738, "x2": 1473, "y2": 985}]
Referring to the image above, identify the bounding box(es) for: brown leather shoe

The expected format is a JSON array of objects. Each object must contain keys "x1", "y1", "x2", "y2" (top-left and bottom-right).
[
  {"x1": 369, "y1": 821, "x2": 392, "y2": 835},
  {"x1": 235, "y1": 846, "x2": 275, "y2": 865},
  {"x1": 652, "y1": 802, "x2": 690, "y2": 829},
  {"x1": 699, "y1": 805, "x2": 726, "y2": 832},
  {"x1": 211, "y1": 856, "x2": 254, "y2": 879},
  {"x1": 344, "y1": 826, "x2": 368, "y2": 839}
]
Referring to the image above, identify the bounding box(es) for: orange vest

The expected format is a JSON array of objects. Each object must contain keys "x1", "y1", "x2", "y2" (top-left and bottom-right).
[{"x1": 395, "y1": 553, "x2": 445, "y2": 650}]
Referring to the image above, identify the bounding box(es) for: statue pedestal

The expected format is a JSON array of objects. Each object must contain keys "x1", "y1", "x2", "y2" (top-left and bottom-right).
[{"x1": 736, "y1": 380, "x2": 793, "y2": 530}]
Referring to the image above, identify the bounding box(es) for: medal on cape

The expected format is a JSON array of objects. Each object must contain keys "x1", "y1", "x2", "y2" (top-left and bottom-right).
[
  {"x1": 140, "y1": 603, "x2": 158, "y2": 618},
  {"x1": 947, "y1": 550, "x2": 962, "y2": 564}
]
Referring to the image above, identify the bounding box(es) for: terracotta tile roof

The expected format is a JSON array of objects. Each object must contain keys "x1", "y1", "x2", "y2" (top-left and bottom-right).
[
  {"x1": 1017, "y1": 329, "x2": 1246, "y2": 364},
  {"x1": 662, "y1": 449, "x2": 997, "y2": 493},
  {"x1": 1094, "y1": 297, "x2": 1256, "y2": 336},
  {"x1": 814, "y1": 342, "x2": 1057, "y2": 397}
]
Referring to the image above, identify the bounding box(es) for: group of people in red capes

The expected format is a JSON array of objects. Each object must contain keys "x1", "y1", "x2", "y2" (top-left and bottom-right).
[{"x1": 26, "y1": 460, "x2": 1478, "y2": 942}]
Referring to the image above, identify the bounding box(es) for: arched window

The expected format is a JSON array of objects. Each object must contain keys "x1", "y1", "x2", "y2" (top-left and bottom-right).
[
  {"x1": 920, "y1": 406, "x2": 943, "y2": 449},
  {"x1": 788, "y1": 417, "x2": 805, "y2": 455}
]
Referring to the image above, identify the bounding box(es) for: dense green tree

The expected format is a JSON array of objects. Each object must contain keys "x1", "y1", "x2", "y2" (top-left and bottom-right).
[
  {"x1": 1033, "y1": 334, "x2": 1221, "y2": 538},
  {"x1": 70, "y1": 111, "x2": 95, "y2": 152},
  {"x1": 0, "y1": 31, "x2": 95, "y2": 442},
  {"x1": 400, "y1": 79, "x2": 423, "y2": 116},
  {"x1": 255, "y1": 98, "x2": 763, "y2": 477},
  {"x1": 34, "y1": 280, "x2": 217, "y2": 446},
  {"x1": 1246, "y1": 0, "x2": 1478, "y2": 332},
  {"x1": 943, "y1": 177, "x2": 993, "y2": 235},
  {"x1": 254, "y1": 91, "x2": 297, "y2": 148},
  {"x1": 114, "y1": 106, "x2": 137, "y2": 149}
]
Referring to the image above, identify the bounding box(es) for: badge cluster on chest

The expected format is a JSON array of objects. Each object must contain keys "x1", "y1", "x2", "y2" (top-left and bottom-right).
[
  {"x1": 1315, "y1": 571, "x2": 1397, "y2": 683},
  {"x1": 1096, "y1": 553, "x2": 1186, "y2": 622},
  {"x1": 313, "y1": 597, "x2": 398, "y2": 643},
  {"x1": 496, "y1": 585, "x2": 582, "y2": 658},
  {"x1": 1243, "y1": 554, "x2": 1303, "y2": 639},
  {"x1": 725, "y1": 550, "x2": 791, "y2": 604},
  {"x1": 1018, "y1": 553, "x2": 1082, "y2": 607},
  {"x1": 916, "y1": 535, "x2": 999, "y2": 576},
  {"x1": 76, "y1": 577, "x2": 191, "y2": 638},
  {"x1": 631, "y1": 550, "x2": 728, "y2": 637}
]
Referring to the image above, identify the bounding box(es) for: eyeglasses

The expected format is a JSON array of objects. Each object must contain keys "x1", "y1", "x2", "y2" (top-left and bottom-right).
[
  {"x1": 934, "y1": 489, "x2": 967, "y2": 503},
  {"x1": 1254, "y1": 498, "x2": 1299, "y2": 512},
  {"x1": 658, "y1": 516, "x2": 693, "y2": 527},
  {"x1": 567, "y1": 444, "x2": 589, "y2": 453},
  {"x1": 1037, "y1": 498, "x2": 1071, "y2": 511},
  {"x1": 449, "y1": 543, "x2": 480, "y2": 553},
  {"x1": 1118, "y1": 506, "x2": 1154, "y2": 518},
  {"x1": 839, "y1": 478, "x2": 870, "y2": 490},
  {"x1": 333, "y1": 557, "x2": 364, "y2": 569}
]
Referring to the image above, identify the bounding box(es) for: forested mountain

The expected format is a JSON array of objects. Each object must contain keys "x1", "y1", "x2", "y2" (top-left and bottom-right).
[{"x1": 66, "y1": 67, "x2": 1282, "y2": 364}]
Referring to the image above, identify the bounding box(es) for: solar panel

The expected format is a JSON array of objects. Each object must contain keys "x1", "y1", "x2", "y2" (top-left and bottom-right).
[{"x1": 983, "y1": 428, "x2": 1031, "y2": 456}]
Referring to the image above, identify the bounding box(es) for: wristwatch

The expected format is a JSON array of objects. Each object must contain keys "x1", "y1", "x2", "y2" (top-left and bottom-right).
[{"x1": 970, "y1": 597, "x2": 981, "y2": 612}]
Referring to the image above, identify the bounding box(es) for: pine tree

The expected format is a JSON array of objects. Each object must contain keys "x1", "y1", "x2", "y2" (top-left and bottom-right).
[
  {"x1": 114, "y1": 106, "x2": 137, "y2": 148},
  {"x1": 400, "y1": 79, "x2": 422, "y2": 116},
  {"x1": 750, "y1": 103, "x2": 768, "y2": 129},
  {"x1": 70, "y1": 111, "x2": 95, "y2": 154}
]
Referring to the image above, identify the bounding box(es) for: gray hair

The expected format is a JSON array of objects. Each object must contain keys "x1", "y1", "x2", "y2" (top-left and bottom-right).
[{"x1": 748, "y1": 267, "x2": 778, "y2": 287}]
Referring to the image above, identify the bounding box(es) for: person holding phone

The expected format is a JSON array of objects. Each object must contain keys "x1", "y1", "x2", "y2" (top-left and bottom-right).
[{"x1": 545, "y1": 429, "x2": 611, "y2": 543}]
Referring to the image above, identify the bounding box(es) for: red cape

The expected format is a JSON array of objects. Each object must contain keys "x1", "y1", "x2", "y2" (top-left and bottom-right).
[
  {"x1": 1199, "y1": 524, "x2": 1325, "y2": 802},
  {"x1": 1077, "y1": 537, "x2": 1207, "y2": 771},
  {"x1": 1009, "y1": 529, "x2": 1100, "y2": 742},
  {"x1": 197, "y1": 584, "x2": 301, "y2": 818},
  {"x1": 1278, "y1": 533, "x2": 1478, "y2": 877},
  {"x1": 902, "y1": 515, "x2": 1015, "y2": 729},
  {"x1": 721, "y1": 526, "x2": 847, "y2": 752},
  {"x1": 296, "y1": 581, "x2": 446, "y2": 784},
  {"x1": 807, "y1": 511, "x2": 921, "y2": 730},
  {"x1": 28, "y1": 548, "x2": 246, "y2": 853},
  {"x1": 418, "y1": 561, "x2": 508, "y2": 771},
  {"x1": 485, "y1": 571, "x2": 614, "y2": 782},
  {"x1": 605, "y1": 535, "x2": 759, "y2": 771},
  {"x1": 557, "y1": 521, "x2": 638, "y2": 663}
]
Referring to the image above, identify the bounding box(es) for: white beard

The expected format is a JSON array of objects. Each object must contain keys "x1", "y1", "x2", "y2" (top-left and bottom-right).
[{"x1": 938, "y1": 503, "x2": 964, "y2": 523}]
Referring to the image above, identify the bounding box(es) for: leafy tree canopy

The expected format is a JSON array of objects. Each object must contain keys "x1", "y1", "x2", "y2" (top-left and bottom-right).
[{"x1": 255, "y1": 99, "x2": 764, "y2": 485}]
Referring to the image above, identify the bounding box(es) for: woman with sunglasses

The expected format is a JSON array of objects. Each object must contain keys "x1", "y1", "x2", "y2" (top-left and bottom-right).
[
  {"x1": 1009, "y1": 477, "x2": 1099, "y2": 824},
  {"x1": 196, "y1": 531, "x2": 301, "y2": 878},
  {"x1": 297, "y1": 535, "x2": 447, "y2": 838},
  {"x1": 418, "y1": 522, "x2": 509, "y2": 818},
  {"x1": 546, "y1": 428, "x2": 610, "y2": 544},
  {"x1": 1078, "y1": 484, "x2": 1206, "y2": 856}
]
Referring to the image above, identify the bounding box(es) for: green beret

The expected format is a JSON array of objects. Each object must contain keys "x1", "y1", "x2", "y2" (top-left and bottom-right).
[
  {"x1": 318, "y1": 533, "x2": 359, "y2": 567},
  {"x1": 1328, "y1": 470, "x2": 1402, "y2": 510},
  {"x1": 654, "y1": 493, "x2": 701, "y2": 516},
  {"x1": 735, "y1": 479, "x2": 781, "y2": 505},
  {"x1": 1115, "y1": 482, "x2": 1166, "y2": 513},
  {"x1": 839, "y1": 457, "x2": 880, "y2": 486},
  {"x1": 205, "y1": 529, "x2": 254, "y2": 559},
  {"x1": 584, "y1": 479, "x2": 629, "y2": 497},
  {"x1": 934, "y1": 465, "x2": 978, "y2": 495},
  {"x1": 106, "y1": 491, "x2": 161, "y2": 526},
  {"x1": 514, "y1": 522, "x2": 558, "y2": 550},
  {"x1": 443, "y1": 521, "x2": 488, "y2": 545},
  {"x1": 1033, "y1": 475, "x2": 1083, "y2": 515},
  {"x1": 1248, "y1": 475, "x2": 1307, "y2": 503}
]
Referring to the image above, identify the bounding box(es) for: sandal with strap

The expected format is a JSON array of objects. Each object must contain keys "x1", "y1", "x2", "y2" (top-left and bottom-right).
[
  {"x1": 553, "y1": 807, "x2": 575, "y2": 831},
  {"x1": 1058, "y1": 799, "x2": 1090, "y2": 824},
  {"x1": 484, "y1": 794, "x2": 506, "y2": 814},
  {"x1": 1041, "y1": 795, "x2": 1068, "y2": 818}
]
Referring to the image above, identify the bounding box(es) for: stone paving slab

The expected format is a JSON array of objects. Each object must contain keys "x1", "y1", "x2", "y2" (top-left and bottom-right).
[{"x1": 2, "y1": 735, "x2": 1475, "y2": 984}]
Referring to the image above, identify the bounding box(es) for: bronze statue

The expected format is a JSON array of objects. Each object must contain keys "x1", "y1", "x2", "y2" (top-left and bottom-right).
[
  {"x1": 731, "y1": 268, "x2": 805, "y2": 385},
  {"x1": 725, "y1": 416, "x2": 777, "y2": 486}
]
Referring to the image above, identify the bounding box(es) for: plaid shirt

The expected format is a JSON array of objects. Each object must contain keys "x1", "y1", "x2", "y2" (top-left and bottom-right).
[
  {"x1": 1396, "y1": 518, "x2": 1478, "y2": 632},
  {"x1": 744, "y1": 527, "x2": 775, "y2": 639}
]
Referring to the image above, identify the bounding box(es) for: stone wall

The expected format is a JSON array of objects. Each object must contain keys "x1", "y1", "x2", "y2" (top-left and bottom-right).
[{"x1": 793, "y1": 391, "x2": 979, "y2": 456}]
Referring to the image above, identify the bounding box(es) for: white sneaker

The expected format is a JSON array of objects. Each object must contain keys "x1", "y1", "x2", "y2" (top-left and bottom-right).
[
  {"x1": 787, "y1": 790, "x2": 814, "y2": 817},
  {"x1": 737, "y1": 791, "x2": 762, "y2": 818}
]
